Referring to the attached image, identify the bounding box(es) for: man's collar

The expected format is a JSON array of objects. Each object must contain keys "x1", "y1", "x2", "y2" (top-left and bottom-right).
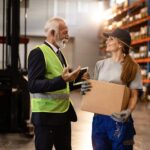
[{"x1": 44, "y1": 41, "x2": 59, "y2": 53}]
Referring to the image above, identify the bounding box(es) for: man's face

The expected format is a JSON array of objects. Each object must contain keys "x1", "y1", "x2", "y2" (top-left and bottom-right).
[{"x1": 55, "y1": 21, "x2": 69, "y2": 49}]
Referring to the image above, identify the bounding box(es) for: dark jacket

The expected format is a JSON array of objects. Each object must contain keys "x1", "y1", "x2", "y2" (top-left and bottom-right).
[{"x1": 28, "y1": 42, "x2": 77, "y2": 126}]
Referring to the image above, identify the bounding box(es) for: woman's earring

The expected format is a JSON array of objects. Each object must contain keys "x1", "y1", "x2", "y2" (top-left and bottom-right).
[{"x1": 119, "y1": 45, "x2": 122, "y2": 49}]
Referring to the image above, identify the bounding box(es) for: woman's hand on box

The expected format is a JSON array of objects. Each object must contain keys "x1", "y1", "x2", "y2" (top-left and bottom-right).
[{"x1": 110, "y1": 108, "x2": 131, "y2": 122}]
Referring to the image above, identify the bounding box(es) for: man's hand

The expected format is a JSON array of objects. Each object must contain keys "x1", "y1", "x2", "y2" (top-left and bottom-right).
[
  {"x1": 111, "y1": 108, "x2": 131, "y2": 123},
  {"x1": 80, "y1": 80, "x2": 92, "y2": 95},
  {"x1": 62, "y1": 66, "x2": 81, "y2": 82},
  {"x1": 81, "y1": 72, "x2": 90, "y2": 80}
]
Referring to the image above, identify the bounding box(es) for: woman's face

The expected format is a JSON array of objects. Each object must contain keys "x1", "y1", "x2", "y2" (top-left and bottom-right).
[{"x1": 105, "y1": 36, "x2": 121, "y2": 52}]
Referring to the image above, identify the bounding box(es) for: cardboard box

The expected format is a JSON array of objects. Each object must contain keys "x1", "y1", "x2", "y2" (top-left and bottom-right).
[{"x1": 81, "y1": 80, "x2": 130, "y2": 115}]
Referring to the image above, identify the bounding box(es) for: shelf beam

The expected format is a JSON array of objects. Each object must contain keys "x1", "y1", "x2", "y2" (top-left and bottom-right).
[
  {"x1": 143, "y1": 79, "x2": 150, "y2": 83},
  {"x1": 0, "y1": 36, "x2": 29, "y2": 44},
  {"x1": 135, "y1": 58, "x2": 150, "y2": 63},
  {"x1": 121, "y1": 16, "x2": 150, "y2": 29},
  {"x1": 131, "y1": 37, "x2": 150, "y2": 45}
]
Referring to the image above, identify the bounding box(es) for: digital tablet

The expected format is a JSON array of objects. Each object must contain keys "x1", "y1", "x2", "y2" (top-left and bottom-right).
[{"x1": 73, "y1": 67, "x2": 88, "y2": 86}]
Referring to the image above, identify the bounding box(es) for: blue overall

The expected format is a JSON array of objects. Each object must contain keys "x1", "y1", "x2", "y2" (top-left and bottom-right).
[{"x1": 92, "y1": 114, "x2": 135, "y2": 150}]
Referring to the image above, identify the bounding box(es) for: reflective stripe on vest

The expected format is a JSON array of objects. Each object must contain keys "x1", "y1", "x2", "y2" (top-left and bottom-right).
[
  {"x1": 31, "y1": 98, "x2": 70, "y2": 113},
  {"x1": 31, "y1": 44, "x2": 70, "y2": 113},
  {"x1": 31, "y1": 93, "x2": 69, "y2": 100}
]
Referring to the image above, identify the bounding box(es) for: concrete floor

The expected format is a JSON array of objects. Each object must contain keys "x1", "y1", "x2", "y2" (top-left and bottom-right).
[{"x1": 0, "y1": 90, "x2": 150, "y2": 150}]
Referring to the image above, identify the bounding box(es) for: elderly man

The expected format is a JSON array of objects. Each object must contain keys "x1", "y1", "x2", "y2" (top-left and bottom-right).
[{"x1": 28, "y1": 17, "x2": 81, "y2": 150}]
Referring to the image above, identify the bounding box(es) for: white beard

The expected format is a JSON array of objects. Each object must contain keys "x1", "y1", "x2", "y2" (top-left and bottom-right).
[{"x1": 56, "y1": 39, "x2": 68, "y2": 50}]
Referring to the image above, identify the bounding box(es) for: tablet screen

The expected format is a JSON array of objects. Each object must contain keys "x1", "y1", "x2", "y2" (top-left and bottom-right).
[{"x1": 73, "y1": 67, "x2": 88, "y2": 86}]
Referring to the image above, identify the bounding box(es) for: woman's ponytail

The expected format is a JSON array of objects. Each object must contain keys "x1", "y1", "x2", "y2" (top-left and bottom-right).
[{"x1": 121, "y1": 54, "x2": 138, "y2": 86}]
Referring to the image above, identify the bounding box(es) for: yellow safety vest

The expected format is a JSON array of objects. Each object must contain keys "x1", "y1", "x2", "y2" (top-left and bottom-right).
[{"x1": 31, "y1": 44, "x2": 70, "y2": 113}]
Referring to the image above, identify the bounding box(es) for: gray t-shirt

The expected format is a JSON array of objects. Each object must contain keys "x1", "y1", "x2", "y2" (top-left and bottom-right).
[{"x1": 94, "y1": 58, "x2": 143, "y2": 89}]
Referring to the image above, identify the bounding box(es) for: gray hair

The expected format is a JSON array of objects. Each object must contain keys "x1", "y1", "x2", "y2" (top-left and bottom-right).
[{"x1": 44, "y1": 17, "x2": 65, "y2": 37}]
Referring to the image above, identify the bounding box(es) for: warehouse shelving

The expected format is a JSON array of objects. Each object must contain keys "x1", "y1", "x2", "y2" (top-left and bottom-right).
[
  {"x1": 135, "y1": 58, "x2": 150, "y2": 63},
  {"x1": 100, "y1": 0, "x2": 150, "y2": 100},
  {"x1": 131, "y1": 37, "x2": 150, "y2": 45},
  {"x1": 0, "y1": 0, "x2": 33, "y2": 136},
  {"x1": 121, "y1": 15, "x2": 150, "y2": 29},
  {"x1": 0, "y1": 36, "x2": 29, "y2": 44},
  {"x1": 142, "y1": 79, "x2": 150, "y2": 83},
  {"x1": 109, "y1": 0, "x2": 145, "y2": 21}
]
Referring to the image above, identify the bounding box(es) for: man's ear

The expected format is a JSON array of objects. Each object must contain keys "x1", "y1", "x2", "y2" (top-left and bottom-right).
[{"x1": 51, "y1": 30, "x2": 55, "y2": 36}]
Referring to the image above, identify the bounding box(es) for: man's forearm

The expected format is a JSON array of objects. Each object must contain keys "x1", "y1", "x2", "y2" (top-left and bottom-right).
[{"x1": 28, "y1": 76, "x2": 66, "y2": 93}]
